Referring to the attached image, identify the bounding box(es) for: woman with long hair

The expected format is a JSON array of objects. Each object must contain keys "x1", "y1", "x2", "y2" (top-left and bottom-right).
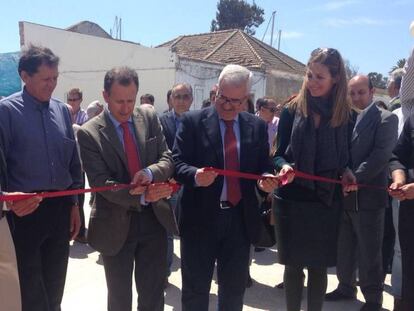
[{"x1": 273, "y1": 47, "x2": 355, "y2": 311}]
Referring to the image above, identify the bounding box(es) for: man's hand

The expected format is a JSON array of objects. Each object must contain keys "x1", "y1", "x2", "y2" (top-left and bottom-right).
[
  {"x1": 257, "y1": 174, "x2": 279, "y2": 193},
  {"x1": 342, "y1": 168, "x2": 358, "y2": 196},
  {"x1": 70, "y1": 205, "x2": 81, "y2": 241},
  {"x1": 195, "y1": 168, "x2": 218, "y2": 187},
  {"x1": 145, "y1": 183, "x2": 174, "y2": 202},
  {"x1": 6, "y1": 194, "x2": 42, "y2": 217},
  {"x1": 389, "y1": 169, "x2": 407, "y2": 200},
  {"x1": 130, "y1": 169, "x2": 152, "y2": 195},
  {"x1": 400, "y1": 183, "x2": 414, "y2": 200},
  {"x1": 279, "y1": 165, "x2": 294, "y2": 185},
  {"x1": 389, "y1": 181, "x2": 406, "y2": 201}
]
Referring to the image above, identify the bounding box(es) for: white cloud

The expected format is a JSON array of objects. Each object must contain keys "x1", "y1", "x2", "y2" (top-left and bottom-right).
[
  {"x1": 392, "y1": 0, "x2": 411, "y2": 5},
  {"x1": 324, "y1": 17, "x2": 393, "y2": 27},
  {"x1": 320, "y1": 0, "x2": 358, "y2": 11},
  {"x1": 263, "y1": 31, "x2": 304, "y2": 43},
  {"x1": 281, "y1": 31, "x2": 304, "y2": 39}
]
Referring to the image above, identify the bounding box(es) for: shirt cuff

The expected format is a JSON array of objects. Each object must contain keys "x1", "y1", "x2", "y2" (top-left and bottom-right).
[
  {"x1": 143, "y1": 168, "x2": 154, "y2": 183},
  {"x1": 1, "y1": 192, "x2": 9, "y2": 211}
]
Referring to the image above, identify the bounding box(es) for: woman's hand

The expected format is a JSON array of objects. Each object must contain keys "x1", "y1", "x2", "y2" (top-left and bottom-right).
[
  {"x1": 278, "y1": 165, "x2": 295, "y2": 185},
  {"x1": 341, "y1": 168, "x2": 357, "y2": 196}
]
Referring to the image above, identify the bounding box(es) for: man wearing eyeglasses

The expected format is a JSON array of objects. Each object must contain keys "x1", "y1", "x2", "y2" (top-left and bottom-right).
[
  {"x1": 256, "y1": 97, "x2": 280, "y2": 153},
  {"x1": 173, "y1": 64, "x2": 279, "y2": 311},
  {"x1": 159, "y1": 83, "x2": 193, "y2": 287},
  {"x1": 67, "y1": 88, "x2": 88, "y2": 125}
]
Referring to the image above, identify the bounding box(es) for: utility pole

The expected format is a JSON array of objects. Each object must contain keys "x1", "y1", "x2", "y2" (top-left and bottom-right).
[
  {"x1": 110, "y1": 16, "x2": 122, "y2": 40},
  {"x1": 119, "y1": 18, "x2": 122, "y2": 40},
  {"x1": 278, "y1": 30, "x2": 282, "y2": 51},
  {"x1": 270, "y1": 11, "x2": 276, "y2": 47}
]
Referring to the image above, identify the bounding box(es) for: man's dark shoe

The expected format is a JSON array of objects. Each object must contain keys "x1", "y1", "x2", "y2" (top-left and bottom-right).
[
  {"x1": 394, "y1": 298, "x2": 402, "y2": 311},
  {"x1": 325, "y1": 289, "x2": 356, "y2": 301},
  {"x1": 360, "y1": 302, "x2": 382, "y2": 311},
  {"x1": 75, "y1": 235, "x2": 87, "y2": 244}
]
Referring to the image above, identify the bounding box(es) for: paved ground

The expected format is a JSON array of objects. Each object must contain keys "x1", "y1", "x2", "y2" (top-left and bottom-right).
[{"x1": 62, "y1": 194, "x2": 394, "y2": 311}]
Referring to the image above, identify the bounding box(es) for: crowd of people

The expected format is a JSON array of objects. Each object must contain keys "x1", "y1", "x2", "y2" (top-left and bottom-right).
[{"x1": 0, "y1": 43, "x2": 413, "y2": 311}]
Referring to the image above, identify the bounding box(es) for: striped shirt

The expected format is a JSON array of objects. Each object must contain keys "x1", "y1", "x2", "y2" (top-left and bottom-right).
[{"x1": 399, "y1": 47, "x2": 414, "y2": 125}]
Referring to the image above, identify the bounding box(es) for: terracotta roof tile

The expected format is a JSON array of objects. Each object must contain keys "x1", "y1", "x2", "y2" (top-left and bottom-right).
[{"x1": 157, "y1": 29, "x2": 305, "y2": 74}]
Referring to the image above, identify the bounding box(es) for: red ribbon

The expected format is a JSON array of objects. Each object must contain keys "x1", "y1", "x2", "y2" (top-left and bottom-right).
[
  {"x1": 204, "y1": 167, "x2": 389, "y2": 191},
  {"x1": 1, "y1": 166, "x2": 392, "y2": 202},
  {"x1": 0, "y1": 182, "x2": 181, "y2": 202}
]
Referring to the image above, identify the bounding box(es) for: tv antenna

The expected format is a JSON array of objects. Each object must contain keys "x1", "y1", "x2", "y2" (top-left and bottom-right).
[
  {"x1": 110, "y1": 16, "x2": 122, "y2": 39},
  {"x1": 262, "y1": 11, "x2": 276, "y2": 47}
]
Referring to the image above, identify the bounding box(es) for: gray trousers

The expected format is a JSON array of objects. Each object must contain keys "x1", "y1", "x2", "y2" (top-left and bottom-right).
[
  {"x1": 336, "y1": 208, "x2": 385, "y2": 304},
  {"x1": 102, "y1": 209, "x2": 167, "y2": 311}
]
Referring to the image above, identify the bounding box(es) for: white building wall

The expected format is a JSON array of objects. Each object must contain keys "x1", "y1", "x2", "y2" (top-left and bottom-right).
[
  {"x1": 175, "y1": 58, "x2": 266, "y2": 110},
  {"x1": 20, "y1": 21, "x2": 176, "y2": 113}
]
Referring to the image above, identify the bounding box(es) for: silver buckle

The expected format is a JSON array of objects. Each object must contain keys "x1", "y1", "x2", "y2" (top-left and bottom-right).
[{"x1": 220, "y1": 201, "x2": 232, "y2": 209}]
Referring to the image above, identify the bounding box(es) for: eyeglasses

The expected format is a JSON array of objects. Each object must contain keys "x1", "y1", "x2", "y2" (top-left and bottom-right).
[
  {"x1": 172, "y1": 93, "x2": 192, "y2": 100},
  {"x1": 262, "y1": 106, "x2": 277, "y2": 113},
  {"x1": 67, "y1": 98, "x2": 81, "y2": 102},
  {"x1": 311, "y1": 47, "x2": 340, "y2": 58},
  {"x1": 216, "y1": 93, "x2": 246, "y2": 106}
]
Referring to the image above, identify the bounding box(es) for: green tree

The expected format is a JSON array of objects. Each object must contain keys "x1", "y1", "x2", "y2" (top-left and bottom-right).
[
  {"x1": 390, "y1": 58, "x2": 406, "y2": 74},
  {"x1": 344, "y1": 59, "x2": 359, "y2": 80},
  {"x1": 368, "y1": 72, "x2": 387, "y2": 89},
  {"x1": 211, "y1": 0, "x2": 265, "y2": 35}
]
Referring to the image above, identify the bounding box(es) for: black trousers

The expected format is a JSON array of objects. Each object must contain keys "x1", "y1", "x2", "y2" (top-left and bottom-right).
[
  {"x1": 9, "y1": 197, "x2": 71, "y2": 311},
  {"x1": 399, "y1": 201, "x2": 414, "y2": 311},
  {"x1": 181, "y1": 205, "x2": 250, "y2": 311},
  {"x1": 78, "y1": 173, "x2": 86, "y2": 237},
  {"x1": 102, "y1": 208, "x2": 167, "y2": 311},
  {"x1": 336, "y1": 208, "x2": 384, "y2": 304},
  {"x1": 382, "y1": 201, "x2": 395, "y2": 275}
]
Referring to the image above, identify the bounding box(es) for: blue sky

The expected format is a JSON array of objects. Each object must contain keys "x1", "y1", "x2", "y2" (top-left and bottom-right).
[{"x1": 0, "y1": 0, "x2": 412, "y2": 76}]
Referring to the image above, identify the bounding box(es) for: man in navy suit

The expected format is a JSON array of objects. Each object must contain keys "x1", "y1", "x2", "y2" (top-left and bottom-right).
[
  {"x1": 159, "y1": 83, "x2": 193, "y2": 286},
  {"x1": 173, "y1": 64, "x2": 279, "y2": 311},
  {"x1": 160, "y1": 83, "x2": 193, "y2": 151}
]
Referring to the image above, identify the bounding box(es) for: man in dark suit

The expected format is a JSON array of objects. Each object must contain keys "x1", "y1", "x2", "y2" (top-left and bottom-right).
[
  {"x1": 77, "y1": 67, "x2": 177, "y2": 311},
  {"x1": 160, "y1": 83, "x2": 193, "y2": 151},
  {"x1": 159, "y1": 83, "x2": 193, "y2": 286},
  {"x1": 173, "y1": 64, "x2": 278, "y2": 311},
  {"x1": 326, "y1": 75, "x2": 398, "y2": 311}
]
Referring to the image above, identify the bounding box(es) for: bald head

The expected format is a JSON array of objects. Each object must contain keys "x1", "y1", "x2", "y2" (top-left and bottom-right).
[{"x1": 348, "y1": 75, "x2": 374, "y2": 110}]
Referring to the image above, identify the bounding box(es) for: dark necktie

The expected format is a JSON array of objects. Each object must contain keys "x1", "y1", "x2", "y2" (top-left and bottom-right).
[
  {"x1": 120, "y1": 122, "x2": 141, "y2": 179},
  {"x1": 224, "y1": 120, "x2": 241, "y2": 206}
]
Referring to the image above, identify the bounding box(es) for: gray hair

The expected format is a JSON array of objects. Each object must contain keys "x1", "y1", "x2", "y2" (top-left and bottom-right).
[
  {"x1": 218, "y1": 64, "x2": 253, "y2": 91},
  {"x1": 389, "y1": 68, "x2": 405, "y2": 90},
  {"x1": 171, "y1": 83, "x2": 193, "y2": 96},
  {"x1": 389, "y1": 68, "x2": 405, "y2": 82},
  {"x1": 86, "y1": 100, "x2": 103, "y2": 119}
]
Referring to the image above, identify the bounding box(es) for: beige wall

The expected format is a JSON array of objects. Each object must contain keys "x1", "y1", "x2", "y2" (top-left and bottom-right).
[
  {"x1": 20, "y1": 21, "x2": 176, "y2": 113},
  {"x1": 175, "y1": 58, "x2": 266, "y2": 110},
  {"x1": 265, "y1": 69, "x2": 303, "y2": 103}
]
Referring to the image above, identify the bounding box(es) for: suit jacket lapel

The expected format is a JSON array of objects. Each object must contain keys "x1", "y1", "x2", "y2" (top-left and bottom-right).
[
  {"x1": 239, "y1": 113, "x2": 253, "y2": 172},
  {"x1": 201, "y1": 108, "x2": 224, "y2": 169},
  {"x1": 99, "y1": 112, "x2": 128, "y2": 169},
  {"x1": 166, "y1": 113, "x2": 177, "y2": 143},
  {"x1": 352, "y1": 104, "x2": 377, "y2": 142},
  {"x1": 132, "y1": 111, "x2": 147, "y2": 167}
]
